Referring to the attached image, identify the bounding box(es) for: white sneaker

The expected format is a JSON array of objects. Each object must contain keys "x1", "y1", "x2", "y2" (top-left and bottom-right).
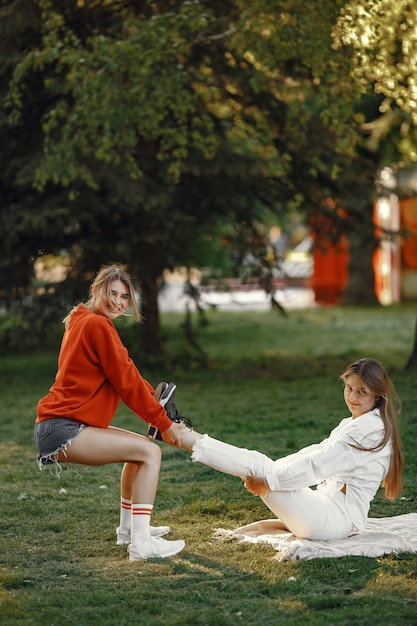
[
  {"x1": 129, "y1": 536, "x2": 185, "y2": 560},
  {"x1": 116, "y1": 525, "x2": 171, "y2": 545}
]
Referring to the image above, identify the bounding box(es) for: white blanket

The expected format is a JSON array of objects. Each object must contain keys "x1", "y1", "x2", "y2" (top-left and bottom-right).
[{"x1": 214, "y1": 513, "x2": 417, "y2": 561}]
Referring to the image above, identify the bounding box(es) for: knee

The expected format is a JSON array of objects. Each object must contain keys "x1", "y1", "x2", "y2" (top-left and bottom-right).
[{"x1": 145, "y1": 441, "x2": 162, "y2": 467}]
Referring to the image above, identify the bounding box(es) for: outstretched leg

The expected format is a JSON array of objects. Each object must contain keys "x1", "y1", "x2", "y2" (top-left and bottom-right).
[
  {"x1": 187, "y1": 432, "x2": 277, "y2": 481},
  {"x1": 177, "y1": 427, "x2": 353, "y2": 541}
]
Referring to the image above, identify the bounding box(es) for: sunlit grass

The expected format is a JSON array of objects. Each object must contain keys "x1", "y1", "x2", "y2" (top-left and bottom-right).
[{"x1": 0, "y1": 304, "x2": 416, "y2": 625}]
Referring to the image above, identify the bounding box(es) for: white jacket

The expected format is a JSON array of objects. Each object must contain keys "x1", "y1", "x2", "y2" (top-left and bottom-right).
[{"x1": 265, "y1": 409, "x2": 391, "y2": 531}]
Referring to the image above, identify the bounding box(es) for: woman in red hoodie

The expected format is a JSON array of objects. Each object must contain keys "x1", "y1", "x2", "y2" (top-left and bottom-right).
[{"x1": 34, "y1": 264, "x2": 184, "y2": 561}]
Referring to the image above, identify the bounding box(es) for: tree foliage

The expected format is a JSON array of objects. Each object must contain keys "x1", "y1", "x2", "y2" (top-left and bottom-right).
[
  {"x1": 5, "y1": 0, "x2": 361, "y2": 196},
  {"x1": 335, "y1": 0, "x2": 417, "y2": 164},
  {"x1": 1, "y1": 0, "x2": 415, "y2": 358}
]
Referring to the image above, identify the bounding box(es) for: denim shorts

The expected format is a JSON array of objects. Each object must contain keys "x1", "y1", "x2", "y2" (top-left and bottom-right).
[{"x1": 34, "y1": 417, "x2": 86, "y2": 472}]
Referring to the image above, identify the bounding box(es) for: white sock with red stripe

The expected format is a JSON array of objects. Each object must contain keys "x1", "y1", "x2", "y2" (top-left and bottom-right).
[
  {"x1": 131, "y1": 503, "x2": 153, "y2": 543},
  {"x1": 119, "y1": 497, "x2": 132, "y2": 535}
]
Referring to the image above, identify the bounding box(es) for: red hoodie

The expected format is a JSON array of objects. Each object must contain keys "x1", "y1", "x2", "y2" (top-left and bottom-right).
[{"x1": 36, "y1": 306, "x2": 172, "y2": 433}]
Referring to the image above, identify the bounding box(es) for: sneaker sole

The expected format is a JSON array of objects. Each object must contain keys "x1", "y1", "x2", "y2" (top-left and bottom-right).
[
  {"x1": 129, "y1": 540, "x2": 185, "y2": 560},
  {"x1": 149, "y1": 382, "x2": 177, "y2": 440},
  {"x1": 155, "y1": 382, "x2": 177, "y2": 406}
]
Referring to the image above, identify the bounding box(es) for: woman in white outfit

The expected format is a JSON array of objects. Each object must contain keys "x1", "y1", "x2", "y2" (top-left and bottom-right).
[{"x1": 151, "y1": 358, "x2": 404, "y2": 541}]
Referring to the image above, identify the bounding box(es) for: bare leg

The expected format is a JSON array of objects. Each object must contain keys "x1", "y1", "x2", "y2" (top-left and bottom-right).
[
  {"x1": 56, "y1": 425, "x2": 185, "y2": 559},
  {"x1": 120, "y1": 462, "x2": 139, "y2": 499},
  {"x1": 107, "y1": 427, "x2": 145, "y2": 500},
  {"x1": 177, "y1": 424, "x2": 203, "y2": 452},
  {"x1": 58, "y1": 425, "x2": 161, "y2": 503}
]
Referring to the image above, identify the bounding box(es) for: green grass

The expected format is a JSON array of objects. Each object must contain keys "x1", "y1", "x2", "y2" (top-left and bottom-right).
[{"x1": 1, "y1": 304, "x2": 416, "y2": 625}]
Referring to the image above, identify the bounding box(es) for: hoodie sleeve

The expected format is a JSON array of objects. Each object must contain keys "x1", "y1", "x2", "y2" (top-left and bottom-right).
[
  {"x1": 265, "y1": 415, "x2": 385, "y2": 492},
  {"x1": 92, "y1": 318, "x2": 173, "y2": 432}
]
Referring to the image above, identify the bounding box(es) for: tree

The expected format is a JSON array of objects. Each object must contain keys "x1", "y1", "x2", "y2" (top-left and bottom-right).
[
  {"x1": 8, "y1": 1, "x2": 416, "y2": 356},
  {"x1": 335, "y1": 0, "x2": 417, "y2": 132},
  {"x1": 332, "y1": 0, "x2": 417, "y2": 306},
  {"x1": 3, "y1": 0, "x2": 373, "y2": 357},
  {"x1": 405, "y1": 316, "x2": 417, "y2": 369}
]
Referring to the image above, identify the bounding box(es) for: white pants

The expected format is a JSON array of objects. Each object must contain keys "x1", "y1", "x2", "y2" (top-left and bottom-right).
[{"x1": 191, "y1": 435, "x2": 353, "y2": 540}]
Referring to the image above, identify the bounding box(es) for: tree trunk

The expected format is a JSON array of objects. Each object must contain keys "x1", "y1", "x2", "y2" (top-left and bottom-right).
[
  {"x1": 405, "y1": 316, "x2": 417, "y2": 369},
  {"x1": 134, "y1": 241, "x2": 165, "y2": 358},
  {"x1": 342, "y1": 237, "x2": 379, "y2": 305},
  {"x1": 140, "y1": 274, "x2": 163, "y2": 356}
]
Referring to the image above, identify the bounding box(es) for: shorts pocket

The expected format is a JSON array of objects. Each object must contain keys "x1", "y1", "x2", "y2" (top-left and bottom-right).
[{"x1": 34, "y1": 419, "x2": 53, "y2": 441}]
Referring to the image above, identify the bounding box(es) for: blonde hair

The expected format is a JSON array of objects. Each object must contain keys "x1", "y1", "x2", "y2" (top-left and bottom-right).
[
  {"x1": 63, "y1": 264, "x2": 141, "y2": 327},
  {"x1": 340, "y1": 358, "x2": 403, "y2": 500}
]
